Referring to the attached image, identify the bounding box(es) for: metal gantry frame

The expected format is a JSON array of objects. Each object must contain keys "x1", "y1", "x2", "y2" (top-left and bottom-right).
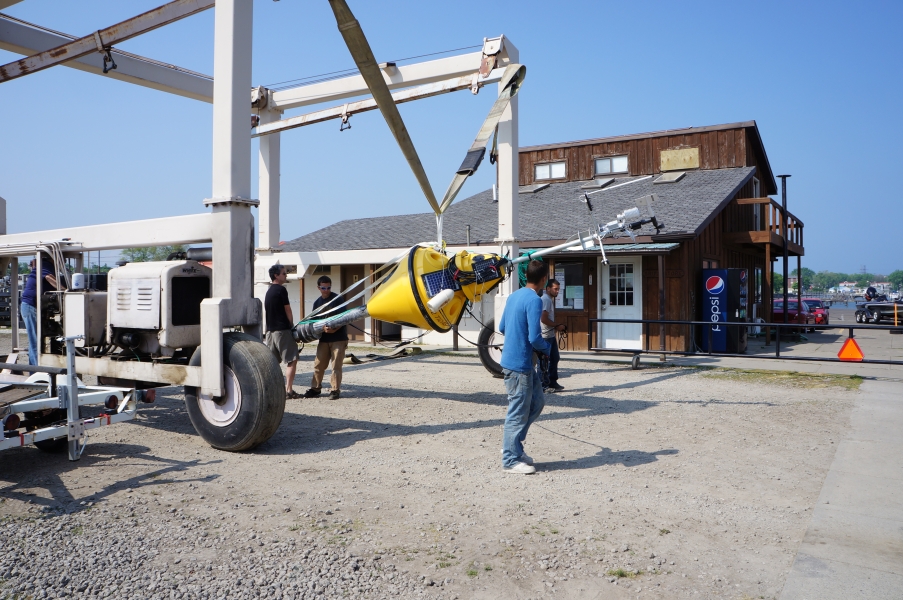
[{"x1": 0, "y1": 1, "x2": 521, "y2": 398}]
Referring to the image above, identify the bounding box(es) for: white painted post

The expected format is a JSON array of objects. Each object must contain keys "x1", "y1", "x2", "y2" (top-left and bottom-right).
[
  {"x1": 494, "y1": 39, "x2": 520, "y2": 321},
  {"x1": 201, "y1": 0, "x2": 256, "y2": 396},
  {"x1": 258, "y1": 107, "x2": 282, "y2": 254}
]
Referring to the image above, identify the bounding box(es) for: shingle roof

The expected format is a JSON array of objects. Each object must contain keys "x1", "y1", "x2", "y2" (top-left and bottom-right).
[{"x1": 281, "y1": 167, "x2": 755, "y2": 252}]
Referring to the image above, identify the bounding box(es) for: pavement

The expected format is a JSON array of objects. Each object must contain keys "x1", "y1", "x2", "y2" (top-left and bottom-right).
[{"x1": 779, "y1": 379, "x2": 903, "y2": 599}]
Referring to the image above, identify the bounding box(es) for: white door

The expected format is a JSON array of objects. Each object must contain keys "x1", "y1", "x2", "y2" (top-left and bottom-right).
[{"x1": 598, "y1": 257, "x2": 643, "y2": 349}]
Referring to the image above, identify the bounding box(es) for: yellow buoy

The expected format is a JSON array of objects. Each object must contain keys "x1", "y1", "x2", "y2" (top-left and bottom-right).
[{"x1": 366, "y1": 246, "x2": 507, "y2": 333}]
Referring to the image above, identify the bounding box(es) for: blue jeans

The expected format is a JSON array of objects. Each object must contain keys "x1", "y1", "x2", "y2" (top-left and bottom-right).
[
  {"x1": 542, "y1": 339, "x2": 560, "y2": 387},
  {"x1": 502, "y1": 367, "x2": 545, "y2": 467},
  {"x1": 21, "y1": 302, "x2": 38, "y2": 366}
]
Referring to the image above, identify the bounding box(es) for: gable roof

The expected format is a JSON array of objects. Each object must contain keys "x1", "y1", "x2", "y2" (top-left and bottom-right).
[{"x1": 281, "y1": 167, "x2": 755, "y2": 253}]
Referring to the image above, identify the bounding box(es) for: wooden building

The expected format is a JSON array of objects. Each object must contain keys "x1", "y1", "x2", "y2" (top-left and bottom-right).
[{"x1": 278, "y1": 121, "x2": 804, "y2": 352}]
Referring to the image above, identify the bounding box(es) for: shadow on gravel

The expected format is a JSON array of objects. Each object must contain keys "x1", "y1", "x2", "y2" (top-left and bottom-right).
[
  {"x1": 254, "y1": 392, "x2": 660, "y2": 456},
  {"x1": 536, "y1": 447, "x2": 679, "y2": 471},
  {"x1": 0, "y1": 444, "x2": 222, "y2": 514}
]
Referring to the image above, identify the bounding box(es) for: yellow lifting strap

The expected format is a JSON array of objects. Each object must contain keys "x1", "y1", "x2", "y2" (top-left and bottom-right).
[{"x1": 328, "y1": 0, "x2": 526, "y2": 224}]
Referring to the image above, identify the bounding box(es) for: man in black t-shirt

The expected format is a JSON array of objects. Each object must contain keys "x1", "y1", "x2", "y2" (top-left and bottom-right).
[
  {"x1": 303, "y1": 275, "x2": 348, "y2": 400},
  {"x1": 265, "y1": 264, "x2": 300, "y2": 399}
]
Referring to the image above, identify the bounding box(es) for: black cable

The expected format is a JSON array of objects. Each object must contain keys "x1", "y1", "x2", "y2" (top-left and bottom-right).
[{"x1": 265, "y1": 44, "x2": 481, "y2": 89}]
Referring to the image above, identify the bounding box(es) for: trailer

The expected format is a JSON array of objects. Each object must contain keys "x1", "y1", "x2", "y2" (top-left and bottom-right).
[{"x1": 855, "y1": 300, "x2": 903, "y2": 325}]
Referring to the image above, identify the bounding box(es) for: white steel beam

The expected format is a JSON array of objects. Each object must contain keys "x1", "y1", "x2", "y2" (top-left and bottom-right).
[
  {"x1": 0, "y1": 213, "x2": 215, "y2": 251},
  {"x1": 0, "y1": 14, "x2": 213, "y2": 102},
  {"x1": 257, "y1": 108, "x2": 282, "y2": 251},
  {"x1": 494, "y1": 39, "x2": 519, "y2": 304},
  {"x1": 269, "y1": 51, "x2": 484, "y2": 112},
  {"x1": 203, "y1": 0, "x2": 255, "y2": 396},
  {"x1": 0, "y1": 0, "x2": 214, "y2": 83},
  {"x1": 254, "y1": 67, "x2": 506, "y2": 138}
]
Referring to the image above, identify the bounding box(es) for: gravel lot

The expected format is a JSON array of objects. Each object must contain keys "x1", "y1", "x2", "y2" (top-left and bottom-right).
[{"x1": 0, "y1": 346, "x2": 856, "y2": 600}]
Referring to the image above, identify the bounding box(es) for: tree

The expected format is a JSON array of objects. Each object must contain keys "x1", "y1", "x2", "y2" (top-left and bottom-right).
[
  {"x1": 855, "y1": 273, "x2": 874, "y2": 288},
  {"x1": 791, "y1": 267, "x2": 815, "y2": 291},
  {"x1": 121, "y1": 245, "x2": 186, "y2": 263},
  {"x1": 888, "y1": 270, "x2": 903, "y2": 291},
  {"x1": 772, "y1": 273, "x2": 784, "y2": 293}
]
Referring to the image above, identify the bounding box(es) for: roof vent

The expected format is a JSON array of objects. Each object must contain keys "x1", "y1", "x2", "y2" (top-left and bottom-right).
[
  {"x1": 580, "y1": 178, "x2": 614, "y2": 190},
  {"x1": 518, "y1": 183, "x2": 550, "y2": 194},
  {"x1": 653, "y1": 172, "x2": 686, "y2": 184}
]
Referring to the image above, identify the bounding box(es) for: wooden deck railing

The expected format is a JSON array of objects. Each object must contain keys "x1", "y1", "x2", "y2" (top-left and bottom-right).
[{"x1": 735, "y1": 197, "x2": 804, "y2": 249}]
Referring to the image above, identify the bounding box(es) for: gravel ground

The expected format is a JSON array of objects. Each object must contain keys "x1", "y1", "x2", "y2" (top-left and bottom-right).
[{"x1": 0, "y1": 345, "x2": 856, "y2": 600}]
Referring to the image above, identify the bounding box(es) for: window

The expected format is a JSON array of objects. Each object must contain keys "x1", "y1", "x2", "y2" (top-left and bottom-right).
[
  {"x1": 594, "y1": 155, "x2": 628, "y2": 175},
  {"x1": 553, "y1": 262, "x2": 584, "y2": 310},
  {"x1": 702, "y1": 259, "x2": 720, "y2": 269},
  {"x1": 534, "y1": 161, "x2": 566, "y2": 180},
  {"x1": 312, "y1": 265, "x2": 332, "y2": 274},
  {"x1": 608, "y1": 263, "x2": 635, "y2": 306}
]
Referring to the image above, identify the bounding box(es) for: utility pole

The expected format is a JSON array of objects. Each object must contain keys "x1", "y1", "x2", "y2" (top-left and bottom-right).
[{"x1": 777, "y1": 175, "x2": 791, "y2": 330}]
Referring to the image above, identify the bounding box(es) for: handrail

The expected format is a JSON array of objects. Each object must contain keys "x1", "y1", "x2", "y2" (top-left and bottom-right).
[
  {"x1": 587, "y1": 317, "x2": 903, "y2": 366},
  {"x1": 734, "y1": 197, "x2": 804, "y2": 245}
]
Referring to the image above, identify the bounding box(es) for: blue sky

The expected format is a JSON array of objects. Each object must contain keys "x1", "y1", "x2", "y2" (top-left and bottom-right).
[{"x1": 1, "y1": 1, "x2": 901, "y2": 274}]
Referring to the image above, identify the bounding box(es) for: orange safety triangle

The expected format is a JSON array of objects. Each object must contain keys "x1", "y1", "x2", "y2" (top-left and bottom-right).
[{"x1": 837, "y1": 337, "x2": 865, "y2": 362}]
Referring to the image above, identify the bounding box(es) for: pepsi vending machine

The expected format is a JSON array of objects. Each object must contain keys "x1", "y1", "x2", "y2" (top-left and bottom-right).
[{"x1": 700, "y1": 268, "x2": 748, "y2": 353}]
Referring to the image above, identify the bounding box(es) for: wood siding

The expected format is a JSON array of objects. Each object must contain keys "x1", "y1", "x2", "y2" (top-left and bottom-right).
[
  {"x1": 520, "y1": 127, "x2": 769, "y2": 187},
  {"x1": 638, "y1": 175, "x2": 768, "y2": 352}
]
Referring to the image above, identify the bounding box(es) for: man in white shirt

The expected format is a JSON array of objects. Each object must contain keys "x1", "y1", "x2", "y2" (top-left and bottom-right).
[{"x1": 540, "y1": 279, "x2": 565, "y2": 392}]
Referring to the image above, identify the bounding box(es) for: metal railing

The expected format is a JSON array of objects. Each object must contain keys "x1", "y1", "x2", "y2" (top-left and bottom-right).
[{"x1": 587, "y1": 318, "x2": 903, "y2": 366}]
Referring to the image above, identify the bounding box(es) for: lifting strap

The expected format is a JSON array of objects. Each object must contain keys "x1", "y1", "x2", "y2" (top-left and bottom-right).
[{"x1": 327, "y1": 0, "x2": 526, "y2": 230}]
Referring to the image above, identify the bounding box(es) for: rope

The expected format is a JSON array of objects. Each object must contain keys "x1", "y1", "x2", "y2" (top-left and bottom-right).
[{"x1": 557, "y1": 327, "x2": 568, "y2": 350}]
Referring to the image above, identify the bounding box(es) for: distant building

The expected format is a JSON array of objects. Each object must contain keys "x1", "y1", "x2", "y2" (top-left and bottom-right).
[{"x1": 837, "y1": 281, "x2": 857, "y2": 292}]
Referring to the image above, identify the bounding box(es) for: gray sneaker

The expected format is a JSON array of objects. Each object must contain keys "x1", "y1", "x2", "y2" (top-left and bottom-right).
[
  {"x1": 504, "y1": 461, "x2": 536, "y2": 474},
  {"x1": 501, "y1": 448, "x2": 534, "y2": 465}
]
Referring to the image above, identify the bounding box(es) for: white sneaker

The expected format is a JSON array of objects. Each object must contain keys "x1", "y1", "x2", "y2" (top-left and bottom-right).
[
  {"x1": 500, "y1": 449, "x2": 534, "y2": 465},
  {"x1": 504, "y1": 461, "x2": 536, "y2": 474}
]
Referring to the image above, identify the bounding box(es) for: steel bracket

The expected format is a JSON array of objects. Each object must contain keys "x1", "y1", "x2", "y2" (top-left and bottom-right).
[{"x1": 68, "y1": 419, "x2": 86, "y2": 442}]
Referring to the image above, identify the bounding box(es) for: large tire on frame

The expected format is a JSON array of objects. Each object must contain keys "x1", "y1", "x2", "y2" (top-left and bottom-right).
[
  {"x1": 185, "y1": 332, "x2": 286, "y2": 452},
  {"x1": 477, "y1": 318, "x2": 504, "y2": 379}
]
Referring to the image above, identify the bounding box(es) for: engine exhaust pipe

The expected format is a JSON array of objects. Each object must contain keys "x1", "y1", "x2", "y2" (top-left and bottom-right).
[{"x1": 294, "y1": 305, "x2": 369, "y2": 343}]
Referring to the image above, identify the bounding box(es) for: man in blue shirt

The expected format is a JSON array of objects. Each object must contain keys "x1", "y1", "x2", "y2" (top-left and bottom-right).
[
  {"x1": 20, "y1": 256, "x2": 59, "y2": 366},
  {"x1": 498, "y1": 260, "x2": 551, "y2": 474}
]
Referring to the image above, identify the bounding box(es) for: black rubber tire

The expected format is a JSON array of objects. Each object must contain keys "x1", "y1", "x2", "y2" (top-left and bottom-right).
[
  {"x1": 873, "y1": 312, "x2": 881, "y2": 324},
  {"x1": 27, "y1": 409, "x2": 67, "y2": 452},
  {"x1": 477, "y1": 318, "x2": 504, "y2": 379},
  {"x1": 184, "y1": 332, "x2": 286, "y2": 452},
  {"x1": 35, "y1": 437, "x2": 67, "y2": 453},
  {"x1": 631, "y1": 355, "x2": 641, "y2": 370}
]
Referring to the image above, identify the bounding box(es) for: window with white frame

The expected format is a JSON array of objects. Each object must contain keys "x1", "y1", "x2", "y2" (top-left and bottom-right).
[
  {"x1": 594, "y1": 155, "x2": 628, "y2": 175},
  {"x1": 534, "y1": 161, "x2": 566, "y2": 181}
]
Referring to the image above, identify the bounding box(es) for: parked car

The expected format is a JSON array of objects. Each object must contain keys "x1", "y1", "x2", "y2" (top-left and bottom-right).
[
  {"x1": 802, "y1": 297, "x2": 829, "y2": 325},
  {"x1": 773, "y1": 299, "x2": 816, "y2": 332}
]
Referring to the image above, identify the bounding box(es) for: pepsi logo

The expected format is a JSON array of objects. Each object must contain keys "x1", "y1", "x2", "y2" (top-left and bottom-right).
[{"x1": 706, "y1": 276, "x2": 725, "y2": 294}]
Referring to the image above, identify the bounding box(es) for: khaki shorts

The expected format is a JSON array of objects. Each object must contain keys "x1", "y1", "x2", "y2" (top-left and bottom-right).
[{"x1": 265, "y1": 330, "x2": 299, "y2": 365}]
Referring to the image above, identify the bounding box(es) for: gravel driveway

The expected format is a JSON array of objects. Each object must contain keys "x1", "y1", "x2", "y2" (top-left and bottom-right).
[{"x1": 0, "y1": 348, "x2": 855, "y2": 599}]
